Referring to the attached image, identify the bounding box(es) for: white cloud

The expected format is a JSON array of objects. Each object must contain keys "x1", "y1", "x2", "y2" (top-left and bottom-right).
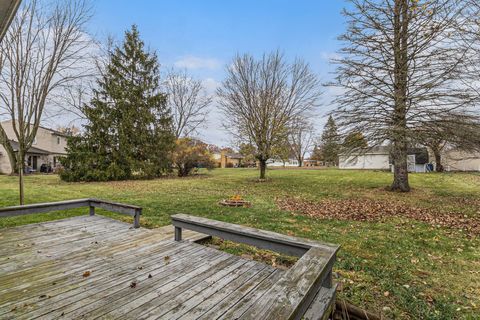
[
  {"x1": 174, "y1": 55, "x2": 222, "y2": 70},
  {"x1": 320, "y1": 51, "x2": 341, "y2": 61},
  {"x1": 202, "y1": 78, "x2": 220, "y2": 95}
]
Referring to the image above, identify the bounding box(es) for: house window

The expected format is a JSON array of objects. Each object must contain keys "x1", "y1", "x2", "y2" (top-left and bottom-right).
[{"x1": 57, "y1": 137, "x2": 61, "y2": 144}]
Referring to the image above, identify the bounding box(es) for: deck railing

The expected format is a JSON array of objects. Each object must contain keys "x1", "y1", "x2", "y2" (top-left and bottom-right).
[
  {"x1": 172, "y1": 214, "x2": 340, "y2": 320},
  {"x1": 0, "y1": 198, "x2": 142, "y2": 228}
]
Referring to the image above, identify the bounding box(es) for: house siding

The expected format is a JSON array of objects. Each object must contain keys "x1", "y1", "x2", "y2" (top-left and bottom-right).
[
  {"x1": 0, "y1": 144, "x2": 12, "y2": 173},
  {"x1": 339, "y1": 154, "x2": 390, "y2": 170},
  {"x1": 0, "y1": 120, "x2": 68, "y2": 174},
  {"x1": 443, "y1": 150, "x2": 480, "y2": 172}
]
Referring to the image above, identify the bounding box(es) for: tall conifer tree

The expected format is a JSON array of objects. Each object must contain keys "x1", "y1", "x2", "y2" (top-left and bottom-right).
[
  {"x1": 320, "y1": 116, "x2": 340, "y2": 166},
  {"x1": 61, "y1": 25, "x2": 174, "y2": 181}
]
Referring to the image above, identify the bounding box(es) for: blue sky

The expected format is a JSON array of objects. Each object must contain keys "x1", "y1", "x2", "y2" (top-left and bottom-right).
[{"x1": 88, "y1": 0, "x2": 348, "y2": 146}]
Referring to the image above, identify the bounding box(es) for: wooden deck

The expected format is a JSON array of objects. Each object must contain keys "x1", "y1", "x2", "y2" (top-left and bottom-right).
[
  {"x1": 0, "y1": 216, "x2": 285, "y2": 319},
  {"x1": 0, "y1": 200, "x2": 338, "y2": 319}
]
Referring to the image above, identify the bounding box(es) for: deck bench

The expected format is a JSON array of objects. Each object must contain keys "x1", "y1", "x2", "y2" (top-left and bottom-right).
[
  {"x1": 0, "y1": 198, "x2": 142, "y2": 228},
  {"x1": 172, "y1": 214, "x2": 340, "y2": 320}
]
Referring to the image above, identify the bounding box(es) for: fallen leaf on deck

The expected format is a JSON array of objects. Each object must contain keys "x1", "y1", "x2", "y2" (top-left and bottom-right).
[
  {"x1": 82, "y1": 271, "x2": 91, "y2": 278},
  {"x1": 164, "y1": 256, "x2": 170, "y2": 264},
  {"x1": 148, "y1": 274, "x2": 153, "y2": 279},
  {"x1": 130, "y1": 281, "x2": 137, "y2": 288}
]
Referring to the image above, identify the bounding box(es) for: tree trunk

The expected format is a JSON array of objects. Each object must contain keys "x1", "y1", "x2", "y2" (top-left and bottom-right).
[
  {"x1": 390, "y1": 0, "x2": 410, "y2": 193},
  {"x1": 17, "y1": 151, "x2": 25, "y2": 205},
  {"x1": 391, "y1": 141, "x2": 410, "y2": 192},
  {"x1": 259, "y1": 159, "x2": 267, "y2": 180},
  {"x1": 433, "y1": 149, "x2": 444, "y2": 172}
]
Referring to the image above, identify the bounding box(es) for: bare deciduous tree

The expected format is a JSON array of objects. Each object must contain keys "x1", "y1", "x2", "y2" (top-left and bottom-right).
[
  {"x1": 217, "y1": 51, "x2": 322, "y2": 180},
  {"x1": 330, "y1": 0, "x2": 478, "y2": 192},
  {"x1": 164, "y1": 70, "x2": 212, "y2": 138},
  {"x1": 416, "y1": 114, "x2": 480, "y2": 172},
  {"x1": 0, "y1": 0, "x2": 93, "y2": 204},
  {"x1": 288, "y1": 117, "x2": 315, "y2": 167}
]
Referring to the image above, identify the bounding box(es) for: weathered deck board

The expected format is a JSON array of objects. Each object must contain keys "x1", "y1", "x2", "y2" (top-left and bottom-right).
[
  {"x1": 0, "y1": 215, "x2": 335, "y2": 320},
  {"x1": 0, "y1": 215, "x2": 335, "y2": 319}
]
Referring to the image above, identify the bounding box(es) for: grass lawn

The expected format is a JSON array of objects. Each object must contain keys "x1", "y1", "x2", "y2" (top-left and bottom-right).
[{"x1": 0, "y1": 168, "x2": 479, "y2": 319}]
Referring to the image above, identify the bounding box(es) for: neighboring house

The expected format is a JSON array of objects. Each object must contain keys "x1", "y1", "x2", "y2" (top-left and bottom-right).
[
  {"x1": 339, "y1": 146, "x2": 430, "y2": 173},
  {"x1": 212, "y1": 151, "x2": 245, "y2": 168},
  {"x1": 442, "y1": 149, "x2": 480, "y2": 172},
  {"x1": 0, "y1": 120, "x2": 68, "y2": 174},
  {"x1": 303, "y1": 159, "x2": 319, "y2": 167},
  {"x1": 266, "y1": 157, "x2": 299, "y2": 167},
  {"x1": 339, "y1": 146, "x2": 390, "y2": 170}
]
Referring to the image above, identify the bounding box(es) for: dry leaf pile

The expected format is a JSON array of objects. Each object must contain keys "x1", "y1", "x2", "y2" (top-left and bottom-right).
[{"x1": 277, "y1": 197, "x2": 480, "y2": 236}]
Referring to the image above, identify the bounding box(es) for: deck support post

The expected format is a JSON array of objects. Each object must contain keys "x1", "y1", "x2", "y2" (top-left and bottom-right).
[
  {"x1": 174, "y1": 226, "x2": 182, "y2": 241},
  {"x1": 322, "y1": 270, "x2": 333, "y2": 288},
  {"x1": 133, "y1": 209, "x2": 141, "y2": 228},
  {"x1": 89, "y1": 205, "x2": 95, "y2": 216}
]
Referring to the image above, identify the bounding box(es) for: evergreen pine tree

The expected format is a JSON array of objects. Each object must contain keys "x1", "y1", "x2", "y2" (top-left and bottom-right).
[
  {"x1": 320, "y1": 116, "x2": 340, "y2": 166},
  {"x1": 61, "y1": 25, "x2": 174, "y2": 181}
]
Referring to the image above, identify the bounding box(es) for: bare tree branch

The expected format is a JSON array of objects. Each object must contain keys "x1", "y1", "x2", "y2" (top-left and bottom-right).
[
  {"x1": 329, "y1": 0, "x2": 479, "y2": 191},
  {"x1": 0, "y1": 0, "x2": 93, "y2": 204},
  {"x1": 164, "y1": 69, "x2": 212, "y2": 139},
  {"x1": 217, "y1": 51, "x2": 322, "y2": 179}
]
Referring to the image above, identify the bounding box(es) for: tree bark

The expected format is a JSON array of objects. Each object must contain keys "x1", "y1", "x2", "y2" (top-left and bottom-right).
[
  {"x1": 259, "y1": 159, "x2": 267, "y2": 180},
  {"x1": 390, "y1": 0, "x2": 410, "y2": 193},
  {"x1": 433, "y1": 149, "x2": 444, "y2": 172},
  {"x1": 391, "y1": 141, "x2": 410, "y2": 192},
  {"x1": 17, "y1": 151, "x2": 25, "y2": 205}
]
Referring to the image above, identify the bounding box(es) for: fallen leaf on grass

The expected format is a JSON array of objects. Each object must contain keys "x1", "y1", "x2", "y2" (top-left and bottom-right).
[{"x1": 277, "y1": 197, "x2": 480, "y2": 236}]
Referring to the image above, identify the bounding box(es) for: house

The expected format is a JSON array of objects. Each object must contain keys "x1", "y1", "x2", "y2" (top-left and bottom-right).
[
  {"x1": 442, "y1": 149, "x2": 480, "y2": 172},
  {"x1": 303, "y1": 159, "x2": 320, "y2": 167},
  {"x1": 0, "y1": 120, "x2": 69, "y2": 174},
  {"x1": 211, "y1": 151, "x2": 245, "y2": 168},
  {"x1": 339, "y1": 146, "x2": 390, "y2": 170},
  {"x1": 266, "y1": 157, "x2": 299, "y2": 167},
  {"x1": 339, "y1": 146, "x2": 430, "y2": 172}
]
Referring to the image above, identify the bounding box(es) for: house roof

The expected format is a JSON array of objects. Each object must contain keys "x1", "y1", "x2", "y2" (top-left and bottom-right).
[
  {"x1": 39, "y1": 125, "x2": 70, "y2": 137},
  {"x1": 0, "y1": 0, "x2": 21, "y2": 42},
  {"x1": 9, "y1": 140, "x2": 51, "y2": 155},
  {"x1": 340, "y1": 146, "x2": 390, "y2": 156},
  {"x1": 225, "y1": 153, "x2": 244, "y2": 159}
]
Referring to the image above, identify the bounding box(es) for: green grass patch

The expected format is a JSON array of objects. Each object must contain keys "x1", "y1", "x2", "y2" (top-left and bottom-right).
[{"x1": 0, "y1": 168, "x2": 479, "y2": 319}]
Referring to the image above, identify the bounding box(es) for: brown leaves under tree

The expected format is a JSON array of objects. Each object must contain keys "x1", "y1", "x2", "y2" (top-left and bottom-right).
[{"x1": 277, "y1": 197, "x2": 480, "y2": 237}]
